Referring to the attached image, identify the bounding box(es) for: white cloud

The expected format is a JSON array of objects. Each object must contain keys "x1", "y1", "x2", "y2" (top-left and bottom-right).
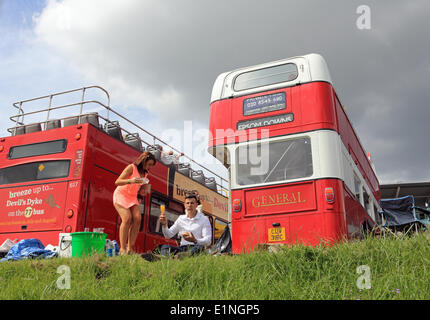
[
  {"x1": 33, "y1": 0, "x2": 197, "y2": 129},
  {"x1": 0, "y1": 22, "x2": 82, "y2": 136}
]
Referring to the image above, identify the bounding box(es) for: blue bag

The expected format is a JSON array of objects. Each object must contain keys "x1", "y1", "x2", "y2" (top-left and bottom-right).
[{"x1": 1, "y1": 239, "x2": 57, "y2": 262}]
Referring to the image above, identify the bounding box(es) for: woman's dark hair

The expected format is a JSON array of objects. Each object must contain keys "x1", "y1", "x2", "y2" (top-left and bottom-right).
[{"x1": 134, "y1": 151, "x2": 157, "y2": 175}]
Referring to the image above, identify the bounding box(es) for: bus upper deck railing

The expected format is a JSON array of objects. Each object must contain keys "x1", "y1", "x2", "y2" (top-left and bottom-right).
[{"x1": 7, "y1": 86, "x2": 229, "y2": 197}]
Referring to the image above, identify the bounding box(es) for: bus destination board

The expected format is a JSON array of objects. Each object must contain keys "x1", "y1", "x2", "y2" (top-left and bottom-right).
[{"x1": 237, "y1": 113, "x2": 294, "y2": 131}]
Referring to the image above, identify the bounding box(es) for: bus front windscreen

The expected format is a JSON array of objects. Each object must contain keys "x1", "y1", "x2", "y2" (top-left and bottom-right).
[
  {"x1": 236, "y1": 137, "x2": 312, "y2": 186},
  {"x1": 0, "y1": 160, "x2": 70, "y2": 185}
]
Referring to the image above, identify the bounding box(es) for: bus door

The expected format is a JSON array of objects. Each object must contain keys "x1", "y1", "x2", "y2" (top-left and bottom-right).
[{"x1": 86, "y1": 164, "x2": 122, "y2": 241}]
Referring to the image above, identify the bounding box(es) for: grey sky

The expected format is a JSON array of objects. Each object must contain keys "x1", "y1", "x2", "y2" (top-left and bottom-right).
[{"x1": 2, "y1": 0, "x2": 430, "y2": 185}]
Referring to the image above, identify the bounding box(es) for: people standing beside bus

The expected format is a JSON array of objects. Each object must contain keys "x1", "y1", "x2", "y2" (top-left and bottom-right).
[
  {"x1": 159, "y1": 193, "x2": 211, "y2": 257},
  {"x1": 113, "y1": 151, "x2": 156, "y2": 255}
]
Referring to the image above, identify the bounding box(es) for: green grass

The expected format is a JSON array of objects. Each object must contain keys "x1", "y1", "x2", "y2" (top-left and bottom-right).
[{"x1": 1, "y1": 232, "x2": 430, "y2": 300}]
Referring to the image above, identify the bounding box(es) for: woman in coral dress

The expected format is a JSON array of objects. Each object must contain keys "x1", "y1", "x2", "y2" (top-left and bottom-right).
[{"x1": 113, "y1": 151, "x2": 156, "y2": 255}]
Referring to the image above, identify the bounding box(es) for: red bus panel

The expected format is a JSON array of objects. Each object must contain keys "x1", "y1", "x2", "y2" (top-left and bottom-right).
[
  {"x1": 0, "y1": 182, "x2": 67, "y2": 234},
  {"x1": 230, "y1": 179, "x2": 352, "y2": 253},
  {"x1": 209, "y1": 82, "x2": 337, "y2": 147},
  {"x1": 244, "y1": 181, "x2": 317, "y2": 217}
]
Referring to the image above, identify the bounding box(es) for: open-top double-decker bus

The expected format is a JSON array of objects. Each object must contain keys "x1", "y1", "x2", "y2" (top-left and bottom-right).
[{"x1": 0, "y1": 86, "x2": 229, "y2": 253}]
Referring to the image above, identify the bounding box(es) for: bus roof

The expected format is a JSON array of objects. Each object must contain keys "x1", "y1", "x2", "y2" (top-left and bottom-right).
[{"x1": 210, "y1": 53, "x2": 332, "y2": 103}]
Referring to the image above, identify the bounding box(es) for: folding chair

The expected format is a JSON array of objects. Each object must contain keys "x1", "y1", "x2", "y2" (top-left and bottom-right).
[
  {"x1": 379, "y1": 195, "x2": 424, "y2": 238},
  {"x1": 413, "y1": 206, "x2": 430, "y2": 231}
]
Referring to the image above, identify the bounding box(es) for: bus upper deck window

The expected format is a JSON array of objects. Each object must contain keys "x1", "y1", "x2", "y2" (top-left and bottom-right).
[
  {"x1": 9, "y1": 139, "x2": 67, "y2": 159},
  {"x1": 233, "y1": 63, "x2": 298, "y2": 91}
]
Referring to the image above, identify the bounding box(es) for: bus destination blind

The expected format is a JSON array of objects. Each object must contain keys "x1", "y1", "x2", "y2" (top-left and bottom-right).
[
  {"x1": 243, "y1": 92, "x2": 286, "y2": 116},
  {"x1": 237, "y1": 113, "x2": 294, "y2": 130},
  {"x1": 237, "y1": 113, "x2": 294, "y2": 131}
]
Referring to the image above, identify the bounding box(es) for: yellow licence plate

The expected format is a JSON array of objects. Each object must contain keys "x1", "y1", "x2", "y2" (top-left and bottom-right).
[{"x1": 268, "y1": 227, "x2": 286, "y2": 242}]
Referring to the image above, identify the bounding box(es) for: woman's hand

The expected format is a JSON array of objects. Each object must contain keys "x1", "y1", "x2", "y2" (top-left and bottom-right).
[{"x1": 131, "y1": 177, "x2": 144, "y2": 184}]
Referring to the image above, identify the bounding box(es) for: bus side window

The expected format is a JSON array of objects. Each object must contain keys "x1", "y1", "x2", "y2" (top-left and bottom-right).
[
  {"x1": 148, "y1": 200, "x2": 180, "y2": 239},
  {"x1": 353, "y1": 174, "x2": 361, "y2": 201},
  {"x1": 363, "y1": 189, "x2": 370, "y2": 213}
]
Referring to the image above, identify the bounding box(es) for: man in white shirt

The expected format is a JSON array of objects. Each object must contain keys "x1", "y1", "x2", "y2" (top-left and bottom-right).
[{"x1": 159, "y1": 193, "x2": 211, "y2": 257}]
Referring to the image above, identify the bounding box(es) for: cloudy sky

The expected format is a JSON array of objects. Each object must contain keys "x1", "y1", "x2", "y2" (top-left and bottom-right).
[{"x1": 1, "y1": 0, "x2": 429, "y2": 185}]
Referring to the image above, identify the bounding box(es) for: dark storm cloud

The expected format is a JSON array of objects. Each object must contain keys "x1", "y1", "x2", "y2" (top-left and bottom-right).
[{"x1": 34, "y1": 0, "x2": 430, "y2": 183}]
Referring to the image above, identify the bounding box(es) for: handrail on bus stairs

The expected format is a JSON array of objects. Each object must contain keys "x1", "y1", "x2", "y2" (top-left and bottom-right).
[{"x1": 7, "y1": 85, "x2": 229, "y2": 197}]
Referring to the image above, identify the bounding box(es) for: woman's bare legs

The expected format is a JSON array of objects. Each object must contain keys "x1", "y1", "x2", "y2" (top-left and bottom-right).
[
  {"x1": 114, "y1": 203, "x2": 132, "y2": 255},
  {"x1": 127, "y1": 205, "x2": 142, "y2": 254}
]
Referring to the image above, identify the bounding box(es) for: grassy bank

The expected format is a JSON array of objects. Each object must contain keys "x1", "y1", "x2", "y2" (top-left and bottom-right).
[{"x1": 1, "y1": 233, "x2": 430, "y2": 300}]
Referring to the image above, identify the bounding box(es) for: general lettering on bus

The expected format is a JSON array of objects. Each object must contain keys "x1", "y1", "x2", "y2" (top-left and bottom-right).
[{"x1": 251, "y1": 192, "x2": 305, "y2": 208}]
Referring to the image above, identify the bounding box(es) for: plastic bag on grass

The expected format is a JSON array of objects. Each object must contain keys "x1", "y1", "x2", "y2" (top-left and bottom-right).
[{"x1": 1, "y1": 239, "x2": 57, "y2": 262}]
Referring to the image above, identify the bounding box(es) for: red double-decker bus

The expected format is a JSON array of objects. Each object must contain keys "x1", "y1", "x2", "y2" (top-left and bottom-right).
[
  {"x1": 208, "y1": 54, "x2": 381, "y2": 253},
  {"x1": 0, "y1": 86, "x2": 229, "y2": 253}
]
